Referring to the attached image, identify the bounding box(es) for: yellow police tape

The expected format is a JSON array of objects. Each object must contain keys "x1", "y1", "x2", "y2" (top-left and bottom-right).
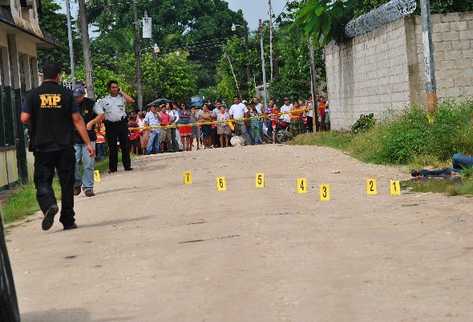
[{"x1": 128, "y1": 108, "x2": 310, "y2": 131}]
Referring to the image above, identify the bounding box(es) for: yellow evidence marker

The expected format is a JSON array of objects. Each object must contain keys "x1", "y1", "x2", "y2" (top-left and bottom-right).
[
  {"x1": 216, "y1": 177, "x2": 227, "y2": 192},
  {"x1": 390, "y1": 180, "x2": 401, "y2": 196},
  {"x1": 256, "y1": 173, "x2": 265, "y2": 188},
  {"x1": 183, "y1": 171, "x2": 192, "y2": 185},
  {"x1": 297, "y1": 178, "x2": 308, "y2": 194},
  {"x1": 366, "y1": 178, "x2": 378, "y2": 196},
  {"x1": 94, "y1": 170, "x2": 101, "y2": 183},
  {"x1": 320, "y1": 184, "x2": 331, "y2": 201}
]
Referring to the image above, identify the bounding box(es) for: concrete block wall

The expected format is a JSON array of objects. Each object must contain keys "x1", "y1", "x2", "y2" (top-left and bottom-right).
[
  {"x1": 325, "y1": 19, "x2": 412, "y2": 130},
  {"x1": 325, "y1": 12, "x2": 473, "y2": 130},
  {"x1": 411, "y1": 12, "x2": 473, "y2": 104}
]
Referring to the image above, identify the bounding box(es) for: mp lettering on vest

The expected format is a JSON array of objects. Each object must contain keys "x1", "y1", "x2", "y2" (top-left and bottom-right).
[{"x1": 40, "y1": 94, "x2": 61, "y2": 109}]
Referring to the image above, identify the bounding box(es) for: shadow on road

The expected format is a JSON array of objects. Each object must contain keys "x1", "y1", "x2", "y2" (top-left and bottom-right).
[
  {"x1": 22, "y1": 308, "x2": 92, "y2": 322},
  {"x1": 77, "y1": 215, "x2": 155, "y2": 229},
  {"x1": 22, "y1": 308, "x2": 134, "y2": 322}
]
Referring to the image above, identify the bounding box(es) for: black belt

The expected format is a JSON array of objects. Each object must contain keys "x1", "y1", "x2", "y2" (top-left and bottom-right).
[{"x1": 106, "y1": 117, "x2": 127, "y2": 124}]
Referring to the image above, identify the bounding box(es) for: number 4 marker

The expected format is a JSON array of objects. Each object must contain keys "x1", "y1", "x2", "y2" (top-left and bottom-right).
[{"x1": 297, "y1": 178, "x2": 308, "y2": 194}]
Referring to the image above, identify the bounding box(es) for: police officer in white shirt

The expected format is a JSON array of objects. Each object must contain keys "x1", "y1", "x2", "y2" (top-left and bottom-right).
[{"x1": 95, "y1": 80, "x2": 135, "y2": 173}]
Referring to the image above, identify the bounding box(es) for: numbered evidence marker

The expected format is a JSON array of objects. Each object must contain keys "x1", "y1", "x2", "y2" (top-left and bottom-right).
[
  {"x1": 366, "y1": 178, "x2": 378, "y2": 196},
  {"x1": 94, "y1": 170, "x2": 101, "y2": 183},
  {"x1": 297, "y1": 178, "x2": 308, "y2": 194},
  {"x1": 216, "y1": 177, "x2": 227, "y2": 192},
  {"x1": 390, "y1": 180, "x2": 401, "y2": 196},
  {"x1": 256, "y1": 173, "x2": 265, "y2": 188},
  {"x1": 320, "y1": 184, "x2": 331, "y2": 201},
  {"x1": 183, "y1": 171, "x2": 192, "y2": 185}
]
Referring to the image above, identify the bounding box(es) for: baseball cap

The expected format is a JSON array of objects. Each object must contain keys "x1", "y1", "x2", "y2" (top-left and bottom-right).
[{"x1": 73, "y1": 84, "x2": 86, "y2": 97}]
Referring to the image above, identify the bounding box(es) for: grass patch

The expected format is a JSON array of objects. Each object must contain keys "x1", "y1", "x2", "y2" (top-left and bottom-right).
[
  {"x1": 403, "y1": 177, "x2": 473, "y2": 196},
  {"x1": 291, "y1": 100, "x2": 473, "y2": 196},
  {"x1": 290, "y1": 131, "x2": 353, "y2": 150},
  {"x1": 1, "y1": 158, "x2": 111, "y2": 224}
]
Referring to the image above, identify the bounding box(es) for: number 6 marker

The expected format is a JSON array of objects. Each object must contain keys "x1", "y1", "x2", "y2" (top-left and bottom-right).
[{"x1": 216, "y1": 177, "x2": 227, "y2": 192}]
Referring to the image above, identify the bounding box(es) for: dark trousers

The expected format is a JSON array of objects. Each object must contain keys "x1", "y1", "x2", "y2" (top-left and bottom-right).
[
  {"x1": 170, "y1": 128, "x2": 178, "y2": 152},
  {"x1": 34, "y1": 148, "x2": 75, "y2": 227},
  {"x1": 306, "y1": 117, "x2": 314, "y2": 133},
  {"x1": 105, "y1": 120, "x2": 131, "y2": 172}
]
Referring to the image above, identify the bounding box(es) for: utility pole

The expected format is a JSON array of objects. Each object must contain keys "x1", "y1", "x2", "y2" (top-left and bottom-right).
[
  {"x1": 268, "y1": 0, "x2": 274, "y2": 82},
  {"x1": 132, "y1": 0, "x2": 144, "y2": 110},
  {"x1": 225, "y1": 52, "x2": 241, "y2": 98},
  {"x1": 308, "y1": 38, "x2": 317, "y2": 131},
  {"x1": 78, "y1": 0, "x2": 94, "y2": 99},
  {"x1": 259, "y1": 20, "x2": 268, "y2": 110},
  {"x1": 65, "y1": 0, "x2": 75, "y2": 87},
  {"x1": 420, "y1": 0, "x2": 437, "y2": 113}
]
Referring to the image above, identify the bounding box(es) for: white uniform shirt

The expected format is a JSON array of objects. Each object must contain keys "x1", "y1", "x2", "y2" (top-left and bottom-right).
[
  {"x1": 229, "y1": 103, "x2": 247, "y2": 120},
  {"x1": 94, "y1": 95, "x2": 127, "y2": 122}
]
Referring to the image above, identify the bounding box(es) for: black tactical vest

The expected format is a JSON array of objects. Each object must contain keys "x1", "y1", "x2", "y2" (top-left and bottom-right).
[{"x1": 28, "y1": 81, "x2": 75, "y2": 149}]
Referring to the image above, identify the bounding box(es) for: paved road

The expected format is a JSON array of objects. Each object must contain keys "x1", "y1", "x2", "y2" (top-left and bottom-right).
[{"x1": 7, "y1": 145, "x2": 473, "y2": 322}]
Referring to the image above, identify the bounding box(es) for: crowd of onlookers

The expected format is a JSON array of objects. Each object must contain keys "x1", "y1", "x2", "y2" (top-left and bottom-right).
[{"x1": 114, "y1": 95, "x2": 330, "y2": 155}]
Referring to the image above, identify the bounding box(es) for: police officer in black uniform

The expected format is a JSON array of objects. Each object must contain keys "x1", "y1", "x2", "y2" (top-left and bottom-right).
[{"x1": 20, "y1": 63, "x2": 95, "y2": 231}]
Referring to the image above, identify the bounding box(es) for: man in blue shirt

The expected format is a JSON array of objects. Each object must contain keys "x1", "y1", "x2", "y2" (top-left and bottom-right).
[{"x1": 144, "y1": 105, "x2": 161, "y2": 154}]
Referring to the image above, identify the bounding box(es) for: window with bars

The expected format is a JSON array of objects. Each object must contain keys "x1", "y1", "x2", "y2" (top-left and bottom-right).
[{"x1": 0, "y1": 47, "x2": 15, "y2": 148}]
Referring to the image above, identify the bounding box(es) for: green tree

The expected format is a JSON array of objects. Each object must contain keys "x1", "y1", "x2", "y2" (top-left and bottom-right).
[
  {"x1": 38, "y1": 0, "x2": 81, "y2": 70},
  {"x1": 87, "y1": 0, "x2": 247, "y2": 89},
  {"x1": 73, "y1": 67, "x2": 134, "y2": 100}
]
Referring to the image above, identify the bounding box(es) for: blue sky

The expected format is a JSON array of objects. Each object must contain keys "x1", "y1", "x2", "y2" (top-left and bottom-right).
[
  {"x1": 60, "y1": 0, "x2": 287, "y2": 31},
  {"x1": 227, "y1": 0, "x2": 287, "y2": 30}
]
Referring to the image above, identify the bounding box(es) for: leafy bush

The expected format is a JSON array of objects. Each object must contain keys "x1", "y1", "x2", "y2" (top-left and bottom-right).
[
  {"x1": 293, "y1": 100, "x2": 473, "y2": 166},
  {"x1": 351, "y1": 113, "x2": 376, "y2": 134},
  {"x1": 349, "y1": 101, "x2": 473, "y2": 164}
]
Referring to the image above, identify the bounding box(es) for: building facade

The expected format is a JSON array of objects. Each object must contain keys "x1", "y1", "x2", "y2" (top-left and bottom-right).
[{"x1": 0, "y1": 0, "x2": 53, "y2": 188}]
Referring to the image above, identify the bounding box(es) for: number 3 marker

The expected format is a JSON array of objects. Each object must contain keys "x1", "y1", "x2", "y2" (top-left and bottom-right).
[{"x1": 320, "y1": 184, "x2": 330, "y2": 201}]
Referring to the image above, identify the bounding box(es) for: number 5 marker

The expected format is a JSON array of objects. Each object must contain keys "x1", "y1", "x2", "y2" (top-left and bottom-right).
[{"x1": 256, "y1": 173, "x2": 265, "y2": 188}]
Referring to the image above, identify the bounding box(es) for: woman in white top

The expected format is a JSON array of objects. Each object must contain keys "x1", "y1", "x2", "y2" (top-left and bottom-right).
[
  {"x1": 216, "y1": 105, "x2": 231, "y2": 148},
  {"x1": 137, "y1": 111, "x2": 149, "y2": 152}
]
